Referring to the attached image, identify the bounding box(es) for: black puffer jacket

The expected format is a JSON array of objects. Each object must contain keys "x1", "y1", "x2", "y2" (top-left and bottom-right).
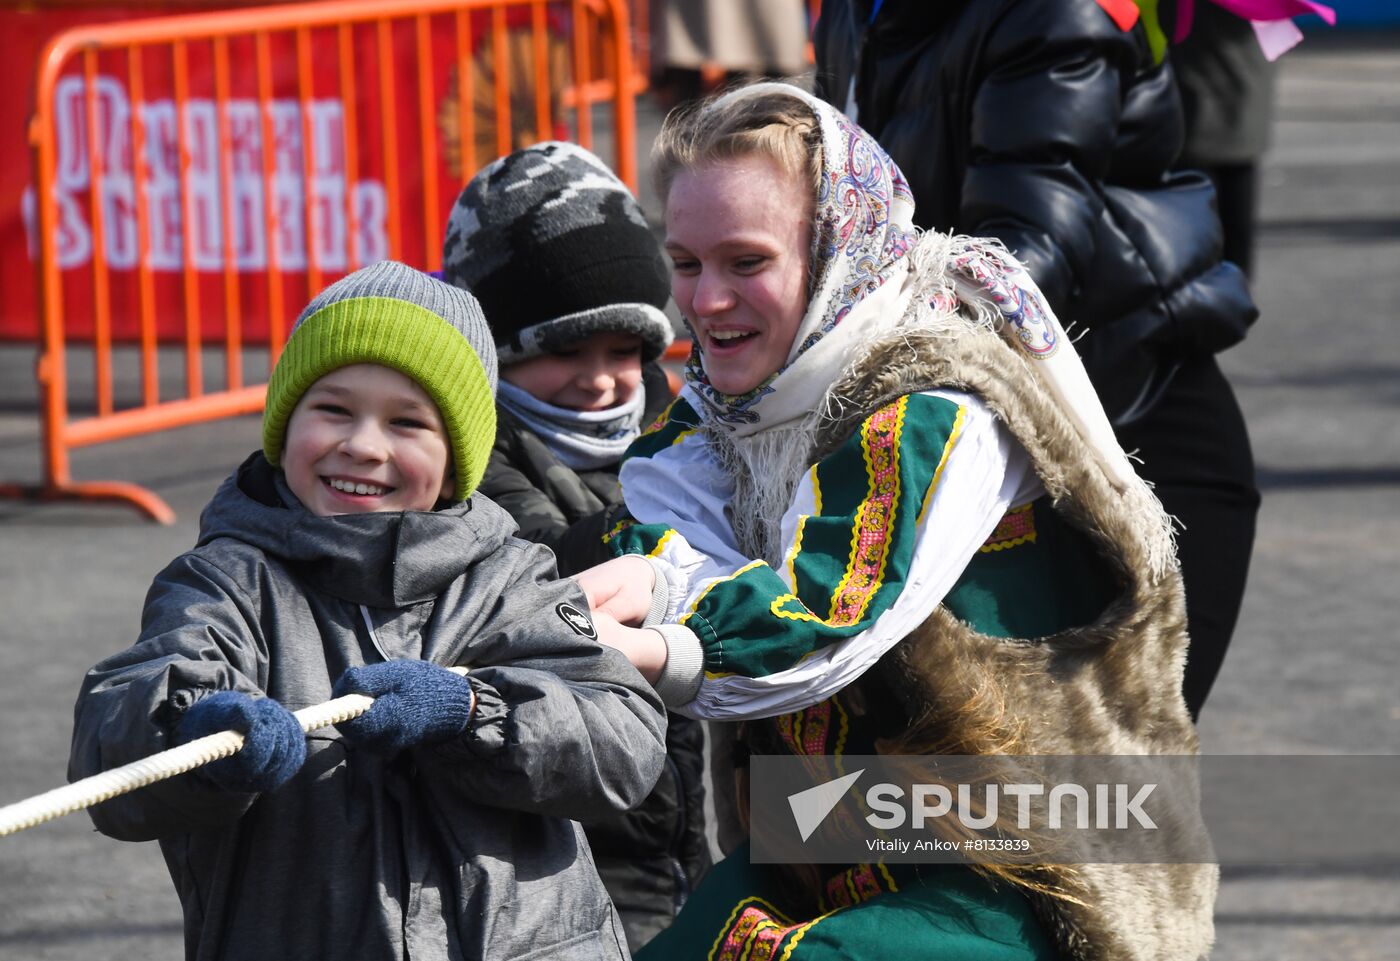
[
  {"x1": 814, "y1": 0, "x2": 1258, "y2": 423},
  {"x1": 479, "y1": 362, "x2": 711, "y2": 951}
]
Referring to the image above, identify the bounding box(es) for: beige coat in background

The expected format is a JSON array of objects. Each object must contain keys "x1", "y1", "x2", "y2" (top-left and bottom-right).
[{"x1": 653, "y1": 0, "x2": 809, "y2": 75}]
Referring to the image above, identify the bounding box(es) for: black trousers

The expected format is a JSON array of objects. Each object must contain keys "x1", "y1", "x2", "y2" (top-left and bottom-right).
[
  {"x1": 1202, "y1": 163, "x2": 1260, "y2": 277},
  {"x1": 1115, "y1": 354, "x2": 1261, "y2": 719}
]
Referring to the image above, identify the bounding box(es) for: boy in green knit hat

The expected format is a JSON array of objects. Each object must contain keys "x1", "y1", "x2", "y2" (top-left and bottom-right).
[{"x1": 69, "y1": 260, "x2": 665, "y2": 961}]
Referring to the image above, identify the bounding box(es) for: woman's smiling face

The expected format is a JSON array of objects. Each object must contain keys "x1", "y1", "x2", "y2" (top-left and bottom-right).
[{"x1": 665, "y1": 155, "x2": 811, "y2": 396}]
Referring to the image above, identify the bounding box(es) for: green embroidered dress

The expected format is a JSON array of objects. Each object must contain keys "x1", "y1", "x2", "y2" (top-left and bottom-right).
[{"x1": 614, "y1": 391, "x2": 1114, "y2": 961}]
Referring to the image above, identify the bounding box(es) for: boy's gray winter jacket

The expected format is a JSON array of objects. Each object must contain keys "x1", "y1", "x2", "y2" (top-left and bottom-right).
[{"x1": 68, "y1": 453, "x2": 667, "y2": 961}]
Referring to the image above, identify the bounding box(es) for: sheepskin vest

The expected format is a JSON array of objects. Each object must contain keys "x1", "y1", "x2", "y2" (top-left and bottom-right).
[{"x1": 814, "y1": 324, "x2": 1218, "y2": 961}]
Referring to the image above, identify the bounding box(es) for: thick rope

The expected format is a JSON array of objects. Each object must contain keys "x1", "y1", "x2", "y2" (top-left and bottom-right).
[{"x1": 0, "y1": 667, "x2": 468, "y2": 838}]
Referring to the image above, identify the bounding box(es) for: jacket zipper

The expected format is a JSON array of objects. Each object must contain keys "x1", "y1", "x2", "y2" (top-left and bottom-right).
[{"x1": 359, "y1": 604, "x2": 392, "y2": 662}]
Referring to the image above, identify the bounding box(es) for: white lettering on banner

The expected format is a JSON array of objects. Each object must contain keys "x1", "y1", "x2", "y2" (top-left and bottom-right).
[{"x1": 24, "y1": 75, "x2": 389, "y2": 271}]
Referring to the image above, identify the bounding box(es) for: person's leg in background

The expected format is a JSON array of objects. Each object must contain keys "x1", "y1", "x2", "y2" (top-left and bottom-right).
[
  {"x1": 1205, "y1": 163, "x2": 1260, "y2": 277},
  {"x1": 1117, "y1": 354, "x2": 1261, "y2": 719}
]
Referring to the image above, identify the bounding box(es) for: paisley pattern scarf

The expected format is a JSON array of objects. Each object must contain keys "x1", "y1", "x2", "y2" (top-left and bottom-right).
[{"x1": 682, "y1": 83, "x2": 918, "y2": 437}]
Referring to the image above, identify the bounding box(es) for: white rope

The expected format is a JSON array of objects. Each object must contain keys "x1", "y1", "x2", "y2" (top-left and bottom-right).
[{"x1": 0, "y1": 667, "x2": 468, "y2": 838}]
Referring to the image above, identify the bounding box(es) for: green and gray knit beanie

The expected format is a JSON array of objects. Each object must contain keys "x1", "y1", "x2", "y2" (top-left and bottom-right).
[{"x1": 262, "y1": 260, "x2": 499, "y2": 498}]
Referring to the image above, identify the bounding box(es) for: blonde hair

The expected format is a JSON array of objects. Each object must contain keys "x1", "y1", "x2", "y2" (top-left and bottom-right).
[{"x1": 651, "y1": 84, "x2": 824, "y2": 212}]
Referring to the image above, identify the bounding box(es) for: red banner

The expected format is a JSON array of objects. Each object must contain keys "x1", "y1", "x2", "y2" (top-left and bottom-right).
[{"x1": 1, "y1": 2, "x2": 573, "y2": 343}]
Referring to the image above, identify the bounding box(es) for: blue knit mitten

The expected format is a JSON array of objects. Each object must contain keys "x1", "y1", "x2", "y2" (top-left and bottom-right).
[
  {"x1": 175, "y1": 690, "x2": 307, "y2": 793},
  {"x1": 332, "y1": 660, "x2": 477, "y2": 757}
]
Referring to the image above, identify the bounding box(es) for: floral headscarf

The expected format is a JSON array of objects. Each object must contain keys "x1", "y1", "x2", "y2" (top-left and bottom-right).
[
  {"x1": 672, "y1": 84, "x2": 1163, "y2": 540},
  {"x1": 681, "y1": 83, "x2": 917, "y2": 433}
]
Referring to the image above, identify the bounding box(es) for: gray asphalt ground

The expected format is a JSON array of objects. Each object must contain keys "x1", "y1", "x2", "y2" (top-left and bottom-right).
[{"x1": 0, "y1": 32, "x2": 1397, "y2": 961}]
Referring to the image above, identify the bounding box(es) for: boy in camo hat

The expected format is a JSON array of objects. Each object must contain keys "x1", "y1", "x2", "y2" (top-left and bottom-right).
[
  {"x1": 443, "y1": 141, "x2": 676, "y2": 571},
  {"x1": 443, "y1": 143, "x2": 708, "y2": 950}
]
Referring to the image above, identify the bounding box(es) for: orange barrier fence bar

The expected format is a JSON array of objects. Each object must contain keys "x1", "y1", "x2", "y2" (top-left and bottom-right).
[{"x1": 1, "y1": 0, "x2": 638, "y2": 523}]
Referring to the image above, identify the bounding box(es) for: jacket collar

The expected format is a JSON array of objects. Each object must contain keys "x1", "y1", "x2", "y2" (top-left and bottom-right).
[{"x1": 198, "y1": 453, "x2": 515, "y2": 608}]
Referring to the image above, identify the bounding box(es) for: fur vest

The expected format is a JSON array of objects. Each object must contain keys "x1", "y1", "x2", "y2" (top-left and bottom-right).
[{"x1": 816, "y1": 323, "x2": 1217, "y2": 961}]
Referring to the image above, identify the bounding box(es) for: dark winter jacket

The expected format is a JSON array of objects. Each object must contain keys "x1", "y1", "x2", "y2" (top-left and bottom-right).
[
  {"x1": 813, "y1": 0, "x2": 1258, "y2": 424},
  {"x1": 478, "y1": 365, "x2": 711, "y2": 950},
  {"x1": 69, "y1": 453, "x2": 667, "y2": 961}
]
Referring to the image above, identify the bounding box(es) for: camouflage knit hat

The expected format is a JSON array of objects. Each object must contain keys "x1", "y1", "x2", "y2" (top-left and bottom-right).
[
  {"x1": 441, "y1": 141, "x2": 674, "y2": 364},
  {"x1": 262, "y1": 260, "x2": 499, "y2": 498}
]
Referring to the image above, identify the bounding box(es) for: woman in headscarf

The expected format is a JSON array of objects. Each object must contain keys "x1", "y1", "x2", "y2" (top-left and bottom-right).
[{"x1": 582, "y1": 82, "x2": 1215, "y2": 961}]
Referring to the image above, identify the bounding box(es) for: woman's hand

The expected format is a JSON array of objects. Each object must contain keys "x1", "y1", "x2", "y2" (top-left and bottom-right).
[
  {"x1": 574, "y1": 555, "x2": 657, "y2": 626},
  {"x1": 592, "y1": 611, "x2": 668, "y2": 684}
]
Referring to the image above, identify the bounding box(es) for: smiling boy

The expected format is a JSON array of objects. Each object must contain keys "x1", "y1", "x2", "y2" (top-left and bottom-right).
[
  {"x1": 68, "y1": 260, "x2": 666, "y2": 961},
  {"x1": 280, "y1": 363, "x2": 456, "y2": 514},
  {"x1": 442, "y1": 141, "x2": 678, "y2": 574}
]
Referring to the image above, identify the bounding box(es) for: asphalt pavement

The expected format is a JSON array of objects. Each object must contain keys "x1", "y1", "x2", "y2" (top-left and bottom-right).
[{"x1": 0, "y1": 31, "x2": 1397, "y2": 961}]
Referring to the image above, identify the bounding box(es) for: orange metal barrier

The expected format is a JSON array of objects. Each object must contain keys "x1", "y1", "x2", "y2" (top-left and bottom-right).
[{"x1": 1, "y1": 0, "x2": 638, "y2": 523}]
